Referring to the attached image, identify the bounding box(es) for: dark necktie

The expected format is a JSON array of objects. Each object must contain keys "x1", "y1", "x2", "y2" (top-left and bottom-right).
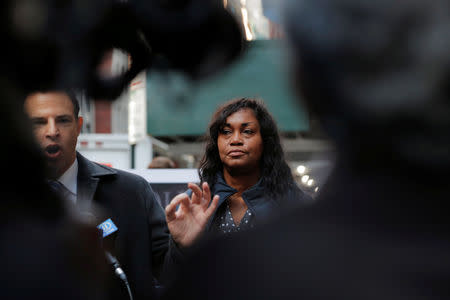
[{"x1": 48, "y1": 180, "x2": 75, "y2": 203}]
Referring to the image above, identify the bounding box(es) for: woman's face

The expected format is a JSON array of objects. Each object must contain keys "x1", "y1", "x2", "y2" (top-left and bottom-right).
[{"x1": 217, "y1": 108, "x2": 263, "y2": 173}]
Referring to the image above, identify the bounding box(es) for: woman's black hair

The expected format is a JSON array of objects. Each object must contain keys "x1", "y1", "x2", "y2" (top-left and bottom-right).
[{"x1": 199, "y1": 97, "x2": 297, "y2": 199}]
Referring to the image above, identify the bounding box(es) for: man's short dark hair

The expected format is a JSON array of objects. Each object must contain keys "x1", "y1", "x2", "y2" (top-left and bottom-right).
[
  {"x1": 28, "y1": 90, "x2": 81, "y2": 118},
  {"x1": 65, "y1": 90, "x2": 80, "y2": 118}
]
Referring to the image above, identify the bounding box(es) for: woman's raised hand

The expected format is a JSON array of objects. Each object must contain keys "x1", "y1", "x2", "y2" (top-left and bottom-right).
[{"x1": 165, "y1": 182, "x2": 219, "y2": 247}]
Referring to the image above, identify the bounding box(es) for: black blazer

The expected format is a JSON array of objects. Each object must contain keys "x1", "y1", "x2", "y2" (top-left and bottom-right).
[
  {"x1": 201, "y1": 172, "x2": 313, "y2": 231},
  {"x1": 76, "y1": 153, "x2": 181, "y2": 300}
]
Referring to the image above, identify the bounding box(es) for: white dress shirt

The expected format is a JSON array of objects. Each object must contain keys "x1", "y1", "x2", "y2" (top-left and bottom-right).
[{"x1": 57, "y1": 158, "x2": 78, "y2": 203}]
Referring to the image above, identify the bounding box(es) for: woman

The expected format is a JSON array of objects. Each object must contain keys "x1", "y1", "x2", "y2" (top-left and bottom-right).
[{"x1": 166, "y1": 98, "x2": 311, "y2": 238}]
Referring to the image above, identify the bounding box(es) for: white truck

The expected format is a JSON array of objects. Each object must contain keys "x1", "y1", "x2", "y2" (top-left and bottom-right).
[{"x1": 76, "y1": 133, "x2": 153, "y2": 170}]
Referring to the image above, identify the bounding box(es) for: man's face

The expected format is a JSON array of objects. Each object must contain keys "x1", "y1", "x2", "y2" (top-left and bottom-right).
[
  {"x1": 217, "y1": 108, "x2": 263, "y2": 174},
  {"x1": 24, "y1": 92, "x2": 83, "y2": 179}
]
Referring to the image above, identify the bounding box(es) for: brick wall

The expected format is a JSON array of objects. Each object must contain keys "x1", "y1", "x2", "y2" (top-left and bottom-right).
[
  {"x1": 94, "y1": 100, "x2": 112, "y2": 133},
  {"x1": 94, "y1": 49, "x2": 113, "y2": 133}
]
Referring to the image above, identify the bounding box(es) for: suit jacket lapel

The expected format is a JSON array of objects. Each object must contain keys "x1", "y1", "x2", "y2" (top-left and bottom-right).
[
  {"x1": 76, "y1": 152, "x2": 116, "y2": 212},
  {"x1": 77, "y1": 172, "x2": 99, "y2": 212}
]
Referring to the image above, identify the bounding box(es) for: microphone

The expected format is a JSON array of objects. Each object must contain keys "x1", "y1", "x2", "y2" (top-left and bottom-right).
[
  {"x1": 104, "y1": 251, "x2": 133, "y2": 300},
  {"x1": 97, "y1": 219, "x2": 125, "y2": 278},
  {"x1": 104, "y1": 251, "x2": 127, "y2": 282},
  {"x1": 79, "y1": 211, "x2": 134, "y2": 300},
  {"x1": 96, "y1": 218, "x2": 133, "y2": 300}
]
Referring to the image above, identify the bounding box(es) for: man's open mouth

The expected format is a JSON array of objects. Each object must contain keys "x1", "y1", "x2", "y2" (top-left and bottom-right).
[{"x1": 45, "y1": 145, "x2": 61, "y2": 155}]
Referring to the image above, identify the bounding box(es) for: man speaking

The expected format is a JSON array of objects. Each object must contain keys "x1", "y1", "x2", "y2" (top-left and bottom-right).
[{"x1": 24, "y1": 91, "x2": 219, "y2": 300}]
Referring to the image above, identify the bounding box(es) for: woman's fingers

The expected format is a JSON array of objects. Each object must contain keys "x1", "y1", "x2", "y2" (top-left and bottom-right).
[
  {"x1": 201, "y1": 182, "x2": 212, "y2": 207},
  {"x1": 165, "y1": 193, "x2": 190, "y2": 222},
  {"x1": 188, "y1": 182, "x2": 203, "y2": 204},
  {"x1": 205, "y1": 194, "x2": 220, "y2": 218},
  {"x1": 178, "y1": 196, "x2": 191, "y2": 215}
]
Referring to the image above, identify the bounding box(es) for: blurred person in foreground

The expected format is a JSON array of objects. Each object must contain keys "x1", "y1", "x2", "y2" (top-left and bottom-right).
[
  {"x1": 166, "y1": 97, "x2": 311, "y2": 237},
  {"x1": 163, "y1": 0, "x2": 450, "y2": 299},
  {"x1": 148, "y1": 156, "x2": 177, "y2": 169},
  {"x1": 23, "y1": 91, "x2": 218, "y2": 300}
]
